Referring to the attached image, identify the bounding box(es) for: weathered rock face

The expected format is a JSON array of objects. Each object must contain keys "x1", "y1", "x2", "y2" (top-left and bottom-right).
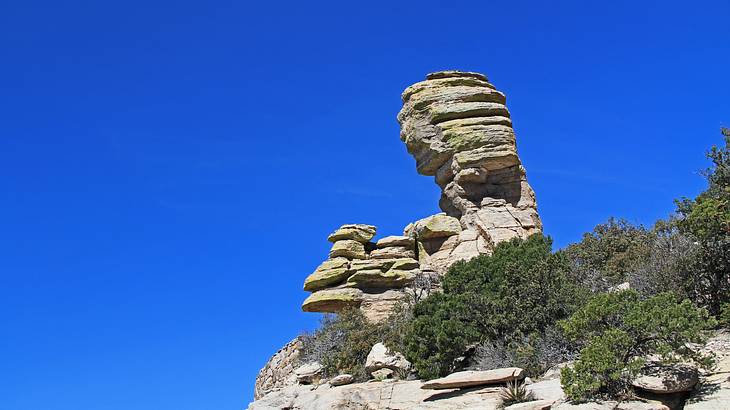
[
  {"x1": 300, "y1": 70, "x2": 544, "y2": 319},
  {"x1": 398, "y1": 70, "x2": 542, "y2": 272},
  {"x1": 248, "y1": 380, "x2": 505, "y2": 410},
  {"x1": 253, "y1": 337, "x2": 302, "y2": 400}
]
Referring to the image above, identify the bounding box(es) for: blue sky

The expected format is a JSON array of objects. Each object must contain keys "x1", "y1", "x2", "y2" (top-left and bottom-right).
[{"x1": 1, "y1": 1, "x2": 729, "y2": 409}]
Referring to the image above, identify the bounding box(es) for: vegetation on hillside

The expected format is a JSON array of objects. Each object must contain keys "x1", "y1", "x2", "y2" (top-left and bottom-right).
[
  {"x1": 301, "y1": 130, "x2": 730, "y2": 401},
  {"x1": 559, "y1": 290, "x2": 714, "y2": 400},
  {"x1": 403, "y1": 234, "x2": 584, "y2": 379}
]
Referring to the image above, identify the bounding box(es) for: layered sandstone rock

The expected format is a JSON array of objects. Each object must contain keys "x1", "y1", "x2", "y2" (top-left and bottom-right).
[
  {"x1": 300, "y1": 70, "x2": 543, "y2": 319},
  {"x1": 398, "y1": 70, "x2": 542, "y2": 272},
  {"x1": 301, "y1": 224, "x2": 424, "y2": 322}
]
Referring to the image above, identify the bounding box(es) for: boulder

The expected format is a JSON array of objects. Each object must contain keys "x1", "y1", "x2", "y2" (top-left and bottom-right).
[
  {"x1": 376, "y1": 235, "x2": 415, "y2": 248},
  {"x1": 527, "y1": 378, "x2": 565, "y2": 403},
  {"x1": 329, "y1": 374, "x2": 354, "y2": 387},
  {"x1": 294, "y1": 362, "x2": 323, "y2": 384},
  {"x1": 421, "y1": 367, "x2": 525, "y2": 390},
  {"x1": 370, "y1": 246, "x2": 416, "y2": 259},
  {"x1": 631, "y1": 363, "x2": 699, "y2": 394},
  {"x1": 415, "y1": 214, "x2": 462, "y2": 239},
  {"x1": 365, "y1": 342, "x2": 411, "y2": 374},
  {"x1": 301, "y1": 288, "x2": 362, "y2": 313},
  {"x1": 327, "y1": 224, "x2": 376, "y2": 243},
  {"x1": 303, "y1": 258, "x2": 352, "y2": 291},
  {"x1": 329, "y1": 239, "x2": 367, "y2": 260}
]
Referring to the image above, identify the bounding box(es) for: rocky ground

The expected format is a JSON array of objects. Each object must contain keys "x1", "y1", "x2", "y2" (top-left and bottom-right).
[{"x1": 249, "y1": 331, "x2": 730, "y2": 410}]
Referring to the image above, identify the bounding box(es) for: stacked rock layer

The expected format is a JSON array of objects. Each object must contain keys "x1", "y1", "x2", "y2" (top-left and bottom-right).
[
  {"x1": 398, "y1": 70, "x2": 542, "y2": 271},
  {"x1": 302, "y1": 224, "x2": 423, "y2": 322}
]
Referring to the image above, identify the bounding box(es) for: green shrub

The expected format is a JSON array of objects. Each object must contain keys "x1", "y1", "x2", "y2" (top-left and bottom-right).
[
  {"x1": 563, "y1": 218, "x2": 653, "y2": 290},
  {"x1": 674, "y1": 131, "x2": 730, "y2": 316},
  {"x1": 404, "y1": 234, "x2": 585, "y2": 379},
  {"x1": 300, "y1": 306, "x2": 411, "y2": 381},
  {"x1": 300, "y1": 308, "x2": 381, "y2": 380},
  {"x1": 559, "y1": 290, "x2": 715, "y2": 401}
]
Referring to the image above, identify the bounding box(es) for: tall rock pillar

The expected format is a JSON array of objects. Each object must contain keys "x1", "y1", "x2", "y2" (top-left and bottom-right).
[{"x1": 398, "y1": 70, "x2": 542, "y2": 271}]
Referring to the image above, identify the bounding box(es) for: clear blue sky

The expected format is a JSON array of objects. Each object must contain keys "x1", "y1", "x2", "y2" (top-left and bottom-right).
[{"x1": 1, "y1": 1, "x2": 728, "y2": 409}]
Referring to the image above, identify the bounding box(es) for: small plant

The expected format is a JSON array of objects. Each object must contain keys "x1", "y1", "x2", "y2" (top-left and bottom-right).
[{"x1": 499, "y1": 380, "x2": 533, "y2": 407}]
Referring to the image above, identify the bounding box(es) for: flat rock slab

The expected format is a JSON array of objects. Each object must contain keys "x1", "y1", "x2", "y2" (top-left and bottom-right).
[
  {"x1": 504, "y1": 399, "x2": 552, "y2": 410},
  {"x1": 421, "y1": 368, "x2": 525, "y2": 390},
  {"x1": 329, "y1": 374, "x2": 354, "y2": 387}
]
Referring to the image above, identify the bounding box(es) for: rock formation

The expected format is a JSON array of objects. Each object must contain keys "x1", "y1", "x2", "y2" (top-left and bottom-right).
[
  {"x1": 253, "y1": 337, "x2": 302, "y2": 400},
  {"x1": 250, "y1": 71, "x2": 730, "y2": 410},
  {"x1": 298, "y1": 70, "x2": 542, "y2": 321},
  {"x1": 398, "y1": 70, "x2": 542, "y2": 272},
  {"x1": 301, "y1": 224, "x2": 426, "y2": 322}
]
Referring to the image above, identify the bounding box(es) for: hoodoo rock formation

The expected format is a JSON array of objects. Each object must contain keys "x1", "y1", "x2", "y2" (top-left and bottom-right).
[
  {"x1": 250, "y1": 71, "x2": 730, "y2": 410},
  {"x1": 298, "y1": 70, "x2": 542, "y2": 322},
  {"x1": 398, "y1": 70, "x2": 542, "y2": 272}
]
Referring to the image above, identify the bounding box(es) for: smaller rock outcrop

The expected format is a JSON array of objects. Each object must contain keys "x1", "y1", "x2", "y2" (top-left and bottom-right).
[
  {"x1": 365, "y1": 342, "x2": 411, "y2": 377},
  {"x1": 421, "y1": 367, "x2": 525, "y2": 390},
  {"x1": 253, "y1": 337, "x2": 302, "y2": 400},
  {"x1": 302, "y1": 224, "x2": 426, "y2": 322}
]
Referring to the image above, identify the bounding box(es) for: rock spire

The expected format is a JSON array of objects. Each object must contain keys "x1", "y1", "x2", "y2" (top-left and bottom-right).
[
  {"x1": 397, "y1": 70, "x2": 542, "y2": 270},
  {"x1": 299, "y1": 70, "x2": 542, "y2": 320}
]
